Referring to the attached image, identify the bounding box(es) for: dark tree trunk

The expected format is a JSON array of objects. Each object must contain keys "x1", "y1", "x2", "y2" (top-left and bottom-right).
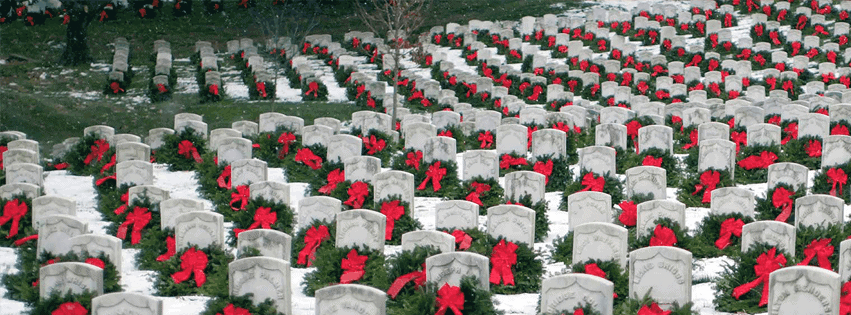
[{"x1": 60, "y1": 2, "x2": 93, "y2": 66}]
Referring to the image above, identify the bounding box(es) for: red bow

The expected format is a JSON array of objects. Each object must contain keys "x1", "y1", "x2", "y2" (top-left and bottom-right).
[
  {"x1": 638, "y1": 302, "x2": 672, "y2": 315},
  {"x1": 171, "y1": 248, "x2": 208, "y2": 287},
  {"x1": 617, "y1": 201, "x2": 637, "y2": 226},
  {"x1": 807, "y1": 48, "x2": 820, "y2": 58},
  {"x1": 637, "y1": 81, "x2": 650, "y2": 95},
  {"x1": 156, "y1": 83, "x2": 168, "y2": 94},
  {"x1": 207, "y1": 84, "x2": 220, "y2": 96},
  {"x1": 276, "y1": 132, "x2": 296, "y2": 158},
  {"x1": 782, "y1": 123, "x2": 798, "y2": 144},
  {"x1": 781, "y1": 80, "x2": 795, "y2": 96},
  {"x1": 418, "y1": 162, "x2": 447, "y2": 192},
  {"x1": 580, "y1": 173, "x2": 605, "y2": 192},
  {"x1": 217, "y1": 304, "x2": 250, "y2": 315},
  {"x1": 230, "y1": 185, "x2": 250, "y2": 211},
  {"x1": 533, "y1": 160, "x2": 553, "y2": 184},
  {"x1": 649, "y1": 224, "x2": 677, "y2": 246},
  {"x1": 806, "y1": 140, "x2": 822, "y2": 157},
  {"x1": 218, "y1": 165, "x2": 232, "y2": 190},
  {"x1": 1, "y1": 199, "x2": 28, "y2": 239},
  {"x1": 730, "y1": 131, "x2": 747, "y2": 153},
  {"x1": 405, "y1": 150, "x2": 423, "y2": 170},
  {"x1": 798, "y1": 238, "x2": 834, "y2": 270},
  {"x1": 52, "y1": 302, "x2": 87, "y2": 315},
  {"x1": 797, "y1": 15, "x2": 808, "y2": 30},
  {"x1": 753, "y1": 54, "x2": 766, "y2": 66},
  {"x1": 381, "y1": 200, "x2": 405, "y2": 240},
  {"x1": 732, "y1": 247, "x2": 787, "y2": 306},
  {"x1": 387, "y1": 263, "x2": 426, "y2": 299},
  {"x1": 478, "y1": 131, "x2": 494, "y2": 149},
  {"x1": 178, "y1": 140, "x2": 203, "y2": 163},
  {"x1": 362, "y1": 135, "x2": 386, "y2": 155},
  {"x1": 355, "y1": 85, "x2": 365, "y2": 99},
  {"x1": 343, "y1": 181, "x2": 369, "y2": 209},
  {"x1": 450, "y1": 229, "x2": 473, "y2": 251},
  {"x1": 435, "y1": 283, "x2": 464, "y2": 315},
  {"x1": 626, "y1": 120, "x2": 642, "y2": 153},
  {"x1": 827, "y1": 168, "x2": 848, "y2": 197},
  {"x1": 526, "y1": 85, "x2": 543, "y2": 101},
  {"x1": 642, "y1": 155, "x2": 663, "y2": 167},
  {"x1": 499, "y1": 154, "x2": 528, "y2": 169},
  {"x1": 692, "y1": 170, "x2": 720, "y2": 203},
  {"x1": 686, "y1": 54, "x2": 702, "y2": 67},
  {"x1": 509, "y1": 50, "x2": 522, "y2": 60},
  {"x1": 109, "y1": 81, "x2": 124, "y2": 94},
  {"x1": 233, "y1": 207, "x2": 276, "y2": 237},
  {"x1": 737, "y1": 151, "x2": 777, "y2": 170},
  {"x1": 112, "y1": 191, "x2": 128, "y2": 215},
  {"x1": 304, "y1": 82, "x2": 319, "y2": 97},
  {"x1": 736, "y1": 49, "x2": 752, "y2": 60},
  {"x1": 715, "y1": 218, "x2": 744, "y2": 250},
  {"x1": 116, "y1": 206, "x2": 151, "y2": 245},
  {"x1": 489, "y1": 239, "x2": 518, "y2": 286},
  {"x1": 340, "y1": 249, "x2": 368, "y2": 283},
  {"x1": 833, "y1": 124, "x2": 850, "y2": 136},
  {"x1": 465, "y1": 182, "x2": 491, "y2": 206},
  {"x1": 84, "y1": 139, "x2": 110, "y2": 166},
  {"x1": 842, "y1": 281, "x2": 851, "y2": 315},
  {"x1": 319, "y1": 168, "x2": 345, "y2": 195},
  {"x1": 85, "y1": 257, "x2": 105, "y2": 269},
  {"x1": 584, "y1": 262, "x2": 607, "y2": 279},
  {"x1": 772, "y1": 187, "x2": 795, "y2": 222},
  {"x1": 438, "y1": 130, "x2": 453, "y2": 138},
  {"x1": 156, "y1": 235, "x2": 176, "y2": 262},
  {"x1": 295, "y1": 148, "x2": 322, "y2": 170},
  {"x1": 297, "y1": 225, "x2": 329, "y2": 266}
]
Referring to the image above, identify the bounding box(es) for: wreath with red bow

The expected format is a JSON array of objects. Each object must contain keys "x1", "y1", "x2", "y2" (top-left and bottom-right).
[
  {"x1": 390, "y1": 275, "x2": 500, "y2": 315},
  {"x1": 385, "y1": 246, "x2": 441, "y2": 304},
  {"x1": 812, "y1": 162, "x2": 851, "y2": 204},
  {"x1": 794, "y1": 223, "x2": 845, "y2": 272},
  {"x1": 290, "y1": 220, "x2": 336, "y2": 268},
  {"x1": 690, "y1": 212, "x2": 755, "y2": 259},
  {"x1": 560, "y1": 170, "x2": 626, "y2": 208},
  {"x1": 372, "y1": 197, "x2": 421, "y2": 245},
  {"x1": 616, "y1": 148, "x2": 680, "y2": 186},
  {"x1": 301, "y1": 245, "x2": 388, "y2": 297},
  {"x1": 225, "y1": 196, "x2": 294, "y2": 246},
  {"x1": 154, "y1": 245, "x2": 232, "y2": 297},
  {"x1": 198, "y1": 295, "x2": 278, "y2": 315},
  {"x1": 676, "y1": 168, "x2": 733, "y2": 207},
  {"x1": 780, "y1": 135, "x2": 826, "y2": 170},
  {"x1": 250, "y1": 127, "x2": 301, "y2": 168},
  {"x1": 61, "y1": 134, "x2": 118, "y2": 176},
  {"x1": 154, "y1": 129, "x2": 209, "y2": 171},
  {"x1": 735, "y1": 143, "x2": 780, "y2": 184},
  {"x1": 570, "y1": 259, "x2": 629, "y2": 307},
  {"x1": 754, "y1": 183, "x2": 805, "y2": 223},
  {"x1": 714, "y1": 243, "x2": 791, "y2": 313},
  {"x1": 630, "y1": 218, "x2": 693, "y2": 251},
  {"x1": 461, "y1": 177, "x2": 504, "y2": 211}
]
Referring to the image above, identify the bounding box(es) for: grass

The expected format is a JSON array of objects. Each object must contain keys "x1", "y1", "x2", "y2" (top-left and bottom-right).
[{"x1": 0, "y1": 0, "x2": 584, "y2": 149}]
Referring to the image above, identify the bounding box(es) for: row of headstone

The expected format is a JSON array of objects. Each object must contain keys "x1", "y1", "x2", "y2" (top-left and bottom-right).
[
  {"x1": 197, "y1": 41, "x2": 223, "y2": 99},
  {"x1": 108, "y1": 38, "x2": 129, "y2": 92},
  {"x1": 152, "y1": 39, "x2": 173, "y2": 98}
]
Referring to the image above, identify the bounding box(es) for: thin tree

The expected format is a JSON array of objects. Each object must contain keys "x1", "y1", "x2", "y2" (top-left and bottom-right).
[
  {"x1": 251, "y1": 0, "x2": 319, "y2": 105},
  {"x1": 356, "y1": 0, "x2": 430, "y2": 124}
]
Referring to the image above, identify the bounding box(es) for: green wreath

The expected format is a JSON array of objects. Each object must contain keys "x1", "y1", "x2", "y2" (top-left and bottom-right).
[
  {"x1": 155, "y1": 129, "x2": 209, "y2": 171},
  {"x1": 461, "y1": 177, "x2": 505, "y2": 212},
  {"x1": 105, "y1": 195, "x2": 161, "y2": 249},
  {"x1": 571, "y1": 259, "x2": 629, "y2": 307},
  {"x1": 250, "y1": 126, "x2": 300, "y2": 168},
  {"x1": 413, "y1": 160, "x2": 462, "y2": 198},
  {"x1": 812, "y1": 162, "x2": 851, "y2": 204},
  {"x1": 735, "y1": 144, "x2": 780, "y2": 185},
  {"x1": 795, "y1": 223, "x2": 848, "y2": 272},
  {"x1": 551, "y1": 232, "x2": 573, "y2": 266},
  {"x1": 754, "y1": 183, "x2": 805, "y2": 223},
  {"x1": 676, "y1": 168, "x2": 733, "y2": 207},
  {"x1": 690, "y1": 213, "x2": 755, "y2": 259},
  {"x1": 301, "y1": 245, "x2": 388, "y2": 297},
  {"x1": 391, "y1": 275, "x2": 503, "y2": 315},
  {"x1": 291, "y1": 220, "x2": 337, "y2": 268},
  {"x1": 153, "y1": 245, "x2": 233, "y2": 297},
  {"x1": 478, "y1": 236, "x2": 543, "y2": 294},
  {"x1": 714, "y1": 243, "x2": 794, "y2": 313},
  {"x1": 225, "y1": 197, "x2": 295, "y2": 246},
  {"x1": 385, "y1": 246, "x2": 442, "y2": 306},
  {"x1": 560, "y1": 170, "x2": 625, "y2": 209},
  {"x1": 531, "y1": 154, "x2": 572, "y2": 192},
  {"x1": 351, "y1": 128, "x2": 398, "y2": 167},
  {"x1": 62, "y1": 134, "x2": 115, "y2": 176},
  {"x1": 0, "y1": 194, "x2": 36, "y2": 247},
  {"x1": 629, "y1": 218, "x2": 693, "y2": 252},
  {"x1": 281, "y1": 144, "x2": 327, "y2": 184},
  {"x1": 615, "y1": 148, "x2": 680, "y2": 186},
  {"x1": 373, "y1": 196, "x2": 422, "y2": 245},
  {"x1": 25, "y1": 291, "x2": 96, "y2": 315}
]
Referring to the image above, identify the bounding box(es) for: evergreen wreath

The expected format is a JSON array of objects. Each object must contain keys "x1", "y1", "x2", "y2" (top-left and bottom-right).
[
  {"x1": 104, "y1": 195, "x2": 161, "y2": 249},
  {"x1": 351, "y1": 127, "x2": 398, "y2": 167},
  {"x1": 385, "y1": 245, "x2": 441, "y2": 305},
  {"x1": 436, "y1": 227, "x2": 491, "y2": 254},
  {"x1": 530, "y1": 154, "x2": 572, "y2": 192},
  {"x1": 153, "y1": 245, "x2": 233, "y2": 297},
  {"x1": 301, "y1": 245, "x2": 388, "y2": 297},
  {"x1": 505, "y1": 194, "x2": 550, "y2": 243},
  {"x1": 560, "y1": 170, "x2": 625, "y2": 209},
  {"x1": 194, "y1": 153, "x2": 235, "y2": 212},
  {"x1": 615, "y1": 148, "x2": 680, "y2": 186},
  {"x1": 225, "y1": 196, "x2": 295, "y2": 246},
  {"x1": 250, "y1": 126, "x2": 300, "y2": 168},
  {"x1": 305, "y1": 161, "x2": 344, "y2": 196},
  {"x1": 539, "y1": 301, "x2": 599, "y2": 315},
  {"x1": 391, "y1": 275, "x2": 504, "y2": 315},
  {"x1": 465, "y1": 129, "x2": 496, "y2": 151},
  {"x1": 62, "y1": 133, "x2": 115, "y2": 176},
  {"x1": 25, "y1": 291, "x2": 96, "y2": 315},
  {"x1": 155, "y1": 129, "x2": 208, "y2": 171},
  {"x1": 551, "y1": 232, "x2": 573, "y2": 267},
  {"x1": 478, "y1": 235, "x2": 543, "y2": 295},
  {"x1": 199, "y1": 295, "x2": 279, "y2": 315},
  {"x1": 373, "y1": 196, "x2": 421, "y2": 246},
  {"x1": 326, "y1": 180, "x2": 374, "y2": 210},
  {"x1": 281, "y1": 144, "x2": 327, "y2": 184},
  {"x1": 676, "y1": 168, "x2": 733, "y2": 207},
  {"x1": 571, "y1": 259, "x2": 629, "y2": 307},
  {"x1": 714, "y1": 243, "x2": 794, "y2": 313},
  {"x1": 754, "y1": 183, "x2": 805, "y2": 223},
  {"x1": 461, "y1": 177, "x2": 505, "y2": 213},
  {"x1": 498, "y1": 152, "x2": 530, "y2": 177},
  {"x1": 629, "y1": 218, "x2": 693, "y2": 251},
  {"x1": 735, "y1": 143, "x2": 780, "y2": 185},
  {"x1": 291, "y1": 220, "x2": 337, "y2": 268},
  {"x1": 134, "y1": 226, "x2": 172, "y2": 270},
  {"x1": 812, "y1": 162, "x2": 851, "y2": 204},
  {"x1": 0, "y1": 194, "x2": 35, "y2": 247},
  {"x1": 413, "y1": 160, "x2": 462, "y2": 198},
  {"x1": 795, "y1": 223, "x2": 847, "y2": 272},
  {"x1": 302, "y1": 80, "x2": 329, "y2": 101},
  {"x1": 690, "y1": 212, "x2": 754, "y2": 259}
]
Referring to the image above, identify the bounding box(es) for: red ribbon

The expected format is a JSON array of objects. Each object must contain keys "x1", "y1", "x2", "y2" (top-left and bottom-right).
[
  {"x1": 178, "y1": 140, "x2": 203, "y2": 163},
  {"x1": 387, "y1": 263, "x2": 426, "y2": 299},
  {"x1": 157, "y1": 83, "x2": 168, "y2": 94},
  {"x1": 1, "y1": 199, "x2": 28, "y2": 239},
  {"x1": 171, "y1": 248, "x2": 208, "y2": 287},
  {"x1": 109, "y1": 81, "x2": 124, "y2": 94},
  {"x1": 304, "y1": 82, "x2": 319, "y2": 97},
  {"x1": 832, "y1": 124, "x2": 850, "y2": 136},
  {"x1": 478, "y1": 131, "x2": 494, "y2": 149},
  {"x1": 797, "y1": 238, "x2": 834, "y2": 270},
  {"x1": 276, "y1": 132, "x2": 296, "y2": 158},
  {"x1": 438, "y1": 130, "x2": 453, "y2": 138},
  {"x1": 797, "y1": 15, "x2": 808, "y2": 30},
  {"x1": 450, "y1": 229, "x2": 473, "y2": 251},
  {"x1": 737, "y1": 151, "x2": 778, "y2": 170},
  {"x1": 417, "y1": 162, "x2": 447, "y2": 192},
  {"x1": 13, "y1": 234, "x2": 38, "y2": 246},
  {"x1": 318, "y1": 168, "x2": 344, "y2": 195},
  {"x1": 533, "y1": 160, "x2": 553, "y2": 184},
  {"x1": 297, "y1": 225, "x2": 329, "y2": 266},
  {"x1": 84, "y1": 139, "x2": 110, "y2": 165},
  {"x1": 85, "y1": 257, "x2": 105, "y2": 269},
  {"x1": 806, "y1": 139, "x2": 822, "y2": 157},
  {"x1": 113, "y1": 191, "x2": 128, "y2": 215},
  {"x1": 715, "y1": 218, "x2": 744, "y2": 250},
  {"x1": 340, "y1": 249, "x2": 368, "y2": 283},
  {"x1": 638, "y1": 303, "x2": 671, "y2": 315},
  {"x1": 772, "y1": 187, "x2": 795, "y2": 222},
  {"x1": 217, "y1": 304, "x2": 250, "y2": 315},
  {"x1": 361, "y1": 135, "x2": 386, "y2": 155},
  {"x1": 116, "y1": 206, "x2": 151, "y2": 245},
  {"x1": 344, "y1": 181, "x2": 369, "y2": 209},
  {"x1": 405, "y1": 150, "x2": 423, "y2": 170},
  {"x1": 526, "y1": 85, "x2": 543, "y2": 101},
  {"x1": 686, "y1": 54, "x2": 702, "y2": 67},
  {"x1": 435, "y1": 283, "x2": 464, "y2": 315},
  {"x1": 580, "y1": 172, "x2": 605, "y2": 192},
  {"x1": 827, "y1": 168, "x2": 848, "y2": 197},
  {"x1": 642, "y1": 155, "x2": 663, "y2": 167},
  {"x1": 465, "y1": 182, "x2": 491, "y2": 206},
  {"x1": 230, "y1": 185, "x2": 250, "y2": 211},
  {"x1": 156, "y1": 235, "x2": 176, "y2": 262},
  {"x1": 692, "y1": 170, "x2": 720, "y2": 203},
  {"x1": 489, "y1": 239, "x2": 518, "y2": 286},
  {"x1": 732, "y1": 247, "x2": 786, "y2": 306},
  {"x1": 618, "y1": 201, "x2": 636, "y2": 227},
  {"x1": 782, "y1": 122, "x2": 798, "y2": 144},
  {"x1": 217, "y1": 165, "x2": 232, "y2": 190},
  {"x1": 730, "y1": 131, "x2": 747, "y2": 153},
  {"x1": 649, "y1": 224, "x2": 677, "y2": 246},
  {"x1": 295, "y1": 148, "x2": 322, "y2": 170},
  {"x1": 842, "y1": 281, "x2": 851, "y2": 315},
  {"x1": 499, "y1": 154, "x2": 528, "y2": 169},
  {"x1": 233, "y1": 206, "x2": 276, "y2": 237},
  {"x1": 380, "y1": 200, "x2": 405, "y2": 240},
  {"x1": 52, "y1": 302, "x2": 87, "y2": 315}
]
